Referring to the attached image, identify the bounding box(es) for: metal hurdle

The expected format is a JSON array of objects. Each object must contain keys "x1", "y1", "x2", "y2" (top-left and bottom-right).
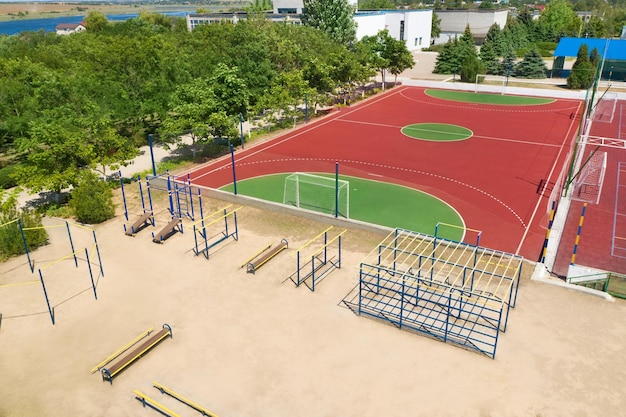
[
  {"x1": 191, "y1": 201, "x2": 242, "y2": 260},
  {"x1": 287, "y1": 226, "x2": 345, "y2": 291}
]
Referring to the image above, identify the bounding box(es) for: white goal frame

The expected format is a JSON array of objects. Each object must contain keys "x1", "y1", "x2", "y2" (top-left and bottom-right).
[{"x1": 283, "y1": 172, "x2": 349, "y2": 218}]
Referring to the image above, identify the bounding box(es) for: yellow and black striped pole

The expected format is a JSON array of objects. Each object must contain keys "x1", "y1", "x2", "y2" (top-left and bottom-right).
[
  {"x1": 571, "y1": 203, "x2": 588, "y2": 265},
  {"x1": 541, "y1": 201, "x2": 557, "y2": 263}
]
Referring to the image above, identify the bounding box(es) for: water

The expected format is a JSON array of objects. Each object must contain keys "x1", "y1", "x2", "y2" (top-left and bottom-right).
[{"x1": 0, "y1": 11, "x2": 189, "y2": 35}]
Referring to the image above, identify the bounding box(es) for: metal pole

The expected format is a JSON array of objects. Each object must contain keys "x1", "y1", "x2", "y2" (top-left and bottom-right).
[
  {"x1": 85, "y1": 248, "x2": 98, "y2": 300},
  {"x1": 335, "y1": 162, "x2": 339, "y2": 218},
  {"x1": 230, "y1": 144, "x2": 238, "y2": 195},
  {"x1": 93, "y1": 230, "x2": 104, "y2": 277},
  {"x1": 148, "y1": 134, "x2": 157, "y2": 177},
  {"x1": 38, "y1": 269, "x2": 54, "y2": 325},
  {"x1": 66, "y1": 221, "x2": 78, "y2": 268},
  {"x1": 239, "y1": 113, "x2": 244, "y2": 149},
  {"x1": 119, "y1": 171, "x2": 128, "y2": 221},
  {"x1": 18, "y1": 219, "x2": 33, "y2": 273}
]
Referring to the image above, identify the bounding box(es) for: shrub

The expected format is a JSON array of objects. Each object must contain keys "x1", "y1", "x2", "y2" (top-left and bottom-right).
[
  {"x1": 0, "y1": 165, "x2": 19, "y2": 189},
  {"x1": 0, "y1": 191, "x2": 48, "y2": 260},
  {"x1": 459, "y1": 56, "x2": 485, "y2": 83},
  {"x1": 69, "y1": 172, "x2": 115, "y2": 224}
]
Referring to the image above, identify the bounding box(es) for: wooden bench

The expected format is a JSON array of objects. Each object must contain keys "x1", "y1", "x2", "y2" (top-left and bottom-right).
[
  {"x1": 153, "y1": 218, "x2": 182, "y2": 243},
  {"x1": 153, "y1": 381, "x2": 220, "y2": 417},
  {"x1": 244, "y1": 239, "x2": 288, "y2": 274},
  {"x1": 101, "y1": 323, "x2": 172, "y2": 384},
  {"x1": 125, "y1": 211, "x2": 154, "y2": 236}
]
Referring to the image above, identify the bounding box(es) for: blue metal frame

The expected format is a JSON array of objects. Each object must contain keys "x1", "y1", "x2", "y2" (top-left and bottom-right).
[
  {"x1": 343, "y1": 228, "x2": 522, "y2": 359},
  {"x1": 193, "y1": 207, "x2": 240, "y2": 260},
  {"x1": 288, "y1": 229, "x2": 344, "y2": 292}
]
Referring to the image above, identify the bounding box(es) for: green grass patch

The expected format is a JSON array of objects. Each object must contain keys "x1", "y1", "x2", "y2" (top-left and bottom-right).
[
  {"x1": 221, "y1": 173, "x2": 464, "y2": 241},
  {"x1": 401, "y1": 123, "x2": 472, "y2": 141},
  {"x1": 425, "y1": 89, "x2": 554, "y2": 105}
]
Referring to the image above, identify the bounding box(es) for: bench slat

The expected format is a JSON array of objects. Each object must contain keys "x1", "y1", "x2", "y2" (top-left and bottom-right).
[{"x1": 102, "y1": 324, "x2": 171, "y2": 383}]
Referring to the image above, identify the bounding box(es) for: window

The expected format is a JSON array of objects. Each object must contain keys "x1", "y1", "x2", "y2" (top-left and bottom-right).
[
  {"x1": 278, "y1": 8, "x2": 297, "y2": 13},
  {"x1": 399, "y1": 20, "x2": 405, "y2": 41}
]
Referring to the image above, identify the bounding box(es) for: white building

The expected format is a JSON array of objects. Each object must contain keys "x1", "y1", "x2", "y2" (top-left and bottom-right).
[
  {"x1": 273, "y1": 0, "x2": 358, "y2": 14},
  {"x1": 55, "y1": 22, "x2": 86, "y2": 35},
  {"x1": 434, "y1": 9, "x2": 508, "y2": 44},
  {"x1": 354, "y1": 10, "x2": 432, "y2": 51}
]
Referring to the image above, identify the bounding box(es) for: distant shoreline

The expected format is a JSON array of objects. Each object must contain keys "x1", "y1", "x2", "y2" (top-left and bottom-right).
[{"x1": 0, "y1": 3, "x2": 233, "y2": 22}]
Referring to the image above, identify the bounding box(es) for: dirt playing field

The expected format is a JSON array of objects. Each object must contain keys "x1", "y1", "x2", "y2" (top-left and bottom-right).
[{"x1": 1, "y1": 189, "x2": 625, "y2": 417}]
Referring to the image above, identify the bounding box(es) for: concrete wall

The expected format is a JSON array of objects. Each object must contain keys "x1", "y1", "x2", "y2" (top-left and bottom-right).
[
  {"x1": 355, "y1": 10, "x2": 432, "y2": 51},
  {"x1": 354, "y1": 13, "x2": 386, "y2": 40},
  {"x1": 274, "y1": 0, "x2": 358, "y2": 14},
  {"x1": 435, "y1": 9, "x2": 508, "y2": 40}
]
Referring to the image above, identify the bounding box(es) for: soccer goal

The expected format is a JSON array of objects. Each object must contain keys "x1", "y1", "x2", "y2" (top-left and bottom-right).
[{"x1": 283, "y1": 173, "x2": 349, "y2": 218}]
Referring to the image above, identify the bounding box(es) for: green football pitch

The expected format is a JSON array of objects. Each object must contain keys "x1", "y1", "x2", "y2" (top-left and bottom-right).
[
  {"x1": 425, "y1": 89, "x2": 555, "y2": 105},
  {"x1": 221, "y1": 173, "x2": 464, "y2": 241}
]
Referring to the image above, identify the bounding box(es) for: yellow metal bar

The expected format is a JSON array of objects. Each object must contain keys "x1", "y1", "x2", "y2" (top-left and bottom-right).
[
  {"x1": 39, "y1": 248, "x2": 86, "y2": 270},
  {"x1": 134, "y1": 390, "x2": 182, "y2": 417},
  {"x1": 89, "y1": 327, "x2": 154, "y2": 374},
  {"x1": 21, "y1": 224, "x2": 67, "y2": 231},
  {"x1": 109, "y1": 330, "x2": 170, "y2": 378},
  {"x1": 308, "y1": 230, "x2": 346, "y2": 258},
  {"x1": 153, "y1": 382, "x2": 220, "y2": 417},
  {"x1": 292, "y1": 226, "x2": 333, "y2": 255},
  {"x1": 195, "y1": 207, "x2": 242, "y2": 230},
  {"x1": 66, "y1": 221, "x2": 94, "y2": 231},
  {"x1": 0, "y1": 280, "x2": 39, "y2": 289},
  {"x1": 240, "y1": 243, "x2": 272, "y2": 268},
  {"x1": 0, "y1": 218, "x2": 18, "y2": 228},
  {"x1": 190, "y1": 205, "x2": 233, "y2": 227}
]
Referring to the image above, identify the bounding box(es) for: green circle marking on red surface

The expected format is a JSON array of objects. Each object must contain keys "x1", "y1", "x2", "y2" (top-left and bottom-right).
[{"x1": 401, "y1": 123, "x2": 472, "y2": 142}]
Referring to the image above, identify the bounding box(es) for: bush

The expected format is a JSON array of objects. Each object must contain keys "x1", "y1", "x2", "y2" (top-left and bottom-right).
[
  {"x1": 0, "y1": 164, "x2": 19, "y2": 189},
  {"x1": 459, "y1": 56, "x2": 485, "y2": 83},
  {"x1": 69, "y1": 172, "x2": 115, "y2": 224},
  {"x1": 0, "y1": 191, "x2": 48, "y2": 260}
]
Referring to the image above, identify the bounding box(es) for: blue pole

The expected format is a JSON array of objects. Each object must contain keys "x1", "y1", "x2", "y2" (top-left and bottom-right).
[
  {"x1": 239, "y1": 113, "x2": 244, "y2": 149},
  {"x1": 93, "y1": 230, "x2": 104, "y2": 277},
  {"x1": 85, "y1": 248, "x2": 98, "y2": 300},
  {"x1": 305, "y1": 94, "x2": 309, "y2": 123},
  {"x1": 119, "y1": 171, "x2": 128, "y2": 221},
  {"x1": 230, "y1": 144, "x2": 238, "y2": 195},
  {"x1": 148, "y1": 134, "x2": 157, "y2": 177},
  {"x1": 335, "y1": 162, "x2": 339, "y2": 218},
  {"x1": 66, "y1": 222, "x2": 78, "y2": 268},
  {"x1": 167, "y1": 175, "x2": 175, "y2": 216},
  {"x1": 18, "y1": 219, "x2": 33, "y2": 273},
  {"x1": 38, "y1": 269, "x2": 54, "y2": 325}
]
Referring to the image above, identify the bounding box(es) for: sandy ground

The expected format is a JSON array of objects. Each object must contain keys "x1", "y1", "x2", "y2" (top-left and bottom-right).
[{"x1": 1, "y1": 190, "x2": 626, "y2": 417}]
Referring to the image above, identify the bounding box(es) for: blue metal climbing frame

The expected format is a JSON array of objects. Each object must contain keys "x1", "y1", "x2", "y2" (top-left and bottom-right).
[{"x1": 343, "y1": 228, "x2": 522, "y2": 359}]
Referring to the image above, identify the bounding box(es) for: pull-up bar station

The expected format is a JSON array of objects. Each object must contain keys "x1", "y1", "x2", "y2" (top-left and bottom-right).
[
  {"x1": 287, "y1": 226, "x2": 345, "y2": 291},
  {"x1": 191, "y1": 198, "x2": 241, "y2": 259}
]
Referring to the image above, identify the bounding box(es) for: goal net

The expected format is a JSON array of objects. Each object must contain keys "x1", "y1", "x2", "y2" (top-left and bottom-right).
[
  {"x1": 283, "y1": 173, "x2": 349, "y2": 218},
  {"x1": 571, "y1": 150, "x2": 607, "y2": 205}
]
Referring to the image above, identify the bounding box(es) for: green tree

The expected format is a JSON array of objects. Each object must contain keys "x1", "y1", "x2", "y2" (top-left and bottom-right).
[
  {"x1": 536, "y1": 0, "x2": 581, "y2": 41},
  {"x1": 567, "y1": 44, "x2": 596, "y2": 89},
  {"x1": 0, "y1": 189, "x2": 48, "y2": 261},
  {"x1": 499, "y1": 47, "x2": 516, "y2": 77},
  {"x1": 69, "y1": 171, "x2": 115, "y2": 224},
  {"x1": 84, "y1": 11, "x2": 109, "y2": 32},
  {"x1": 459, "y1": 55, "x2": 485, "y2": 82},
  {"x1": 431, "y1": 12, "x2": 441, "y2": 43},
  {"x1": 302, "y1": 0, "x2": 357, "y2": 46},
  {"x1": 478, "y1": 0, "x2": 494, "y2": 9},
  {"x1": 433, "y1": 38, "x2": 462, "y2": 74},
  {"x1": 514, "y1": 47, "x2": 548, "y2": 78},
  {"x1": 209, "y1": 63, "x2": 250, "y2": 117},
  {"x1": 589, "y1": 47, "x2": 600, "y2": 69},
  {"x1": 359, "y1": 0, "x2": 396, "y2": 9},
  {"x1": 484, "y1": 23, "x2": 505, "y2": 56},
  {"x1": 479, "y1": 41, "x2": 500, "y2": 74},
  {"x1": 361, "y1": 30, "x2": 415, "y2": 83}
]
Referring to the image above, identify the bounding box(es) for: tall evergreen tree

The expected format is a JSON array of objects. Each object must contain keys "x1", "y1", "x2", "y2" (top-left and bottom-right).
[
  {"x1": 484, "y1": 24, "x2": 505, "y2": 56},
  {"x1": 567, "y1": 44, "x2": 596, "y2": 89},
  {"x1": 433, "y1": 38, "x2": 462, "y2": 74},
  {"x1": 499, "y1": 47, "x2": 516, "y2": 77},
  {"x1": 479, "y1": 41, "x2": 500, "y2": 74},
  {"x1": 514, "y1": 47, "x2": 548, "y2": 78}
]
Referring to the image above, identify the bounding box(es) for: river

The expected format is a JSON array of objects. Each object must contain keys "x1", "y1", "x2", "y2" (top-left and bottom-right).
[{"x1": 0, "y1": 11, "x2": 189, "y2": 35}]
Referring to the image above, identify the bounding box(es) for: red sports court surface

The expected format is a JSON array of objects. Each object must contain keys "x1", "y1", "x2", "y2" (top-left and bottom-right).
[
  {"x1": 187, "y1": 86, "x2": 583, "y2": 260},
  {"x1": 553, "y1": 99, "x2": 626, "y2": 276}
]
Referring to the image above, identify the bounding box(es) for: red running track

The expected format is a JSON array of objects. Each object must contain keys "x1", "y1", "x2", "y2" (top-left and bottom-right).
[{"x1": 185, "y1": 86, "x2": 582, "y2": 260}]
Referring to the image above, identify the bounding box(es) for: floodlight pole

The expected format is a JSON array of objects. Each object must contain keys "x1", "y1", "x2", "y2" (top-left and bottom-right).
[
  {"x1": 335, "y1": 162, "x2": 339, "y2": 218},
  {"x1": 230, "y1": 143, "x2": 238, "y2": 195},
  {"x1": 148, "y1": 134, "x2": 157, "y2": 177},
  {"x1": 239, "y1": 113, "x2": 244, "y2": 149}
]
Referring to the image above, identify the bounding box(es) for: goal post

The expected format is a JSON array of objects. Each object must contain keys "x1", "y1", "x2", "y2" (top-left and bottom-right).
[{"x1": 283, "y1": 173, "x2": 349, "y2": 218}]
